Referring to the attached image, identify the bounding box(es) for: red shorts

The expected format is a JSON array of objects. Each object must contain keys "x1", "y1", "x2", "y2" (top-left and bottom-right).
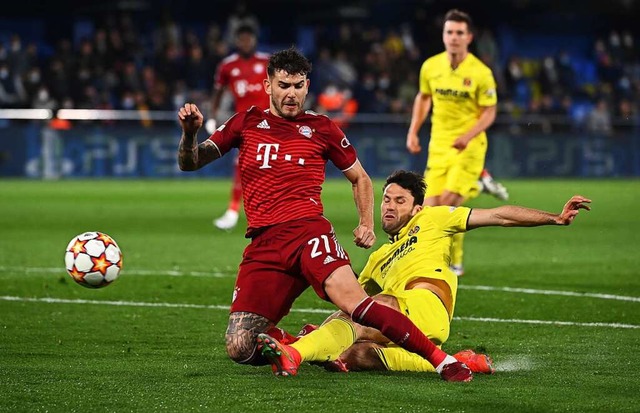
[{"x1": 230, "y1": 215, "x2": 352, "y2": 323}]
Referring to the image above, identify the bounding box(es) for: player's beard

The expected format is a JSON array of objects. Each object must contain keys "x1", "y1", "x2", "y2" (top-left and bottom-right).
[
  {"x1": 382, "y1": 215, "x2": 407, "y2": 237},
  {"x1": 382, "y1": 221, "x2": 401, "y2": 236},
  {"x1": 272, "y1": 96, "x2": 303, "y2": 119}
]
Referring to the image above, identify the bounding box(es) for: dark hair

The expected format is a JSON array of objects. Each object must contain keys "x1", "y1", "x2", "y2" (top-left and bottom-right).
[
  {"x1": 267, "y1": 47, "x2": 312, "y2": 77},
  {"x1": 384, "y1": 170, "x2": 426, "y2": 206},
  {"x1": 443, "y1": 9, "x2": 474, "y2": 33},
  {"x1": 235, "y1": 25, "x2": 256, "y2": 37}
]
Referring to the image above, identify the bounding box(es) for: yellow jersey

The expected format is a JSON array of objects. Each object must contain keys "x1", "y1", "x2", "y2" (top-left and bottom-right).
[
  {"x1": 358, "y1": 205, "x2": 471, "y2": 316},
  {"x1": 419, "y1": 52, "x2": 497, "y2": 153}
]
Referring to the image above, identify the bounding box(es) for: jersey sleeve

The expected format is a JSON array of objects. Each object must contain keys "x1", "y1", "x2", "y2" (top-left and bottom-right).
[
  {"x1": 418, "y1": 60, "x2": 432, "y2": 95},
  {"x1": 206, "y1": 112, "x2": 244, "y2": 156},
  {"x1": 428, "y1": 206, "x2": 472, "y2": 234},
  {"x1": 325, "y1": 120, "x2": 358, "y2": 171},
  {"x1": 476, "y1": 69, "x2": 497, "y2": 107}
]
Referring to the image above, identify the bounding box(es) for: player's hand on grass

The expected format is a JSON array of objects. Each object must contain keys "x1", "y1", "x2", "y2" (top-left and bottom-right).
[
  {"x1": 558, "y1": 195, "x2": 591, "y2": 225},
  {"x1": 406, "y1": 133, "x2": 422, "y2": 154},
  {"x1": 353, "y1": 224, "x2": 376, "y2": 249},
  {"x1": 178, "y1": 103, "x2": 204, "y2": 135}
]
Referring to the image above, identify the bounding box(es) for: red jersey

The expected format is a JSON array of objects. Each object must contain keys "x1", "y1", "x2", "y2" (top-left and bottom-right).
[
  {"x1": 214, "y1": 52, "x2": 270, "y2": 112},
  {"x1": 207, "y1": 107, "x2": 358, "y2": 235}
]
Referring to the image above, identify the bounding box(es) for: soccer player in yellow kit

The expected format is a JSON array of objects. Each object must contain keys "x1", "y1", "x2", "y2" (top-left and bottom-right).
[
  {"x1": 258, "y1": 170, "x2": 590, "y2": 375},
  {"x1": 406, "y1": 9, "x2": 498, "y2": 276}
]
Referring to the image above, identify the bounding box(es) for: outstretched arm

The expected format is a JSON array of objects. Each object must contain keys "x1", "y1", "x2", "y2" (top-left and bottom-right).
[
  {"x1": 406, "y1": 93, "x2": 432, "y2": 154},
  {"x1": 343, "y1": 160, "x2": 376, "y2": 249},
  {"x1": 177, "y1": 103, "x2": 221, "y2": 171},
  {"x1": 467, "y1": 195, "x2": 591, "y2": 230}
]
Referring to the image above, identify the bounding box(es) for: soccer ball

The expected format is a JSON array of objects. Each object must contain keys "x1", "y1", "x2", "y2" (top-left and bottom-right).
[{"x1": 64, "y1": 231, "x2": 123, "y2": 288}]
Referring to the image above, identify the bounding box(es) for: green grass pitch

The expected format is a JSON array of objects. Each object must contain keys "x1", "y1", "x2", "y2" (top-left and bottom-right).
[{"x1": 1, "y1": 178, "x2": 638, "y2": 412}]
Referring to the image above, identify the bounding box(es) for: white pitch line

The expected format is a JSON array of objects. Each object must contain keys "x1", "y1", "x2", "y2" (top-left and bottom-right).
[
  {"x1": 455, "y1": 316, "x2": 639, "y2": 330},
  {"x1": 0, "y1": 266, "x2": 232, "y2": 278},
  {"x1": 2, "y1": 266, "x2": 639, "y2": 303},
  {"x1": 0, "y1": 295, "x2": 332, "y2": 314},
  {"x1": 1, "y1": 296, "x2": 638, "y2": 329},
  {"x1": 459, "y1": 284, "x2": 640, "y2": 303}
]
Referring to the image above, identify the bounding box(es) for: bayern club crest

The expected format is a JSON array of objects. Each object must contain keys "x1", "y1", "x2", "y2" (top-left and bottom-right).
[{"x1": 298, "y1": 125, "x2": 313, "y2": 138}]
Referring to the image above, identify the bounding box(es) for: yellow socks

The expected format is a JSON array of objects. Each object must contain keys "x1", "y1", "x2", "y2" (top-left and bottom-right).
[
  {"x1": 451, "y1": 232, "x2": 464, "y2": 267},
  {"x1": 291, "y1": 317, "x2": 356, "y2": 362},
  {"x1": 374, "y1": 346, "x2": 437, "y2": 372}
]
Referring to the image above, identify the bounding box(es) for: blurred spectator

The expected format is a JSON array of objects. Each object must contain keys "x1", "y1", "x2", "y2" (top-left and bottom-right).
[
  {"x1": 311, "y1": 48, "x2": 340, "y2": 93},
  {"x1": 0, "y1": 6, "x2": 636, "y2": 132},
  {"x1": 120, "y1": 90, "x2": 136, "y2": 110},
  {"x1": 505, "y1": 57, "x2": 524, "y2": 94},
  {"x1": 316, "y1": 83, "x2": 358, "y2": 129},
  {"x1": 120, "y1": 61, "x2": 142, "y2": 93},
  {"x1": 556, "y1": 51, "x2": 576, "y2": 92},
  {"x1": 587, "y1": 99, "x2": 613, "y2": 135},
  {"x1": 32, "y1": 86, "x2": 57, "y2": 110},
  {"x1": 45, "y1": 58, "x2": 71, "y2": 103},
  {"x1": 77, "y1": 85, "x2": 100, "y2": 109},
  {"x1": 475, "y1": 29, "x2": 499, "y2": 69},
  {"x1": 617, "y1": 98, "x2": 637, "y2": 121},
  {"x1": 615, "y1": 98, "x2": 638, "y2": 139},
  {"x1": 538, "y1": 56, "x2": 559, "y2": 96},
  {"x1": 0, "y1": 43, "x2": 7, "y2": 64},
  {"x1": 155, "y1": 42, "x2": 183, "y2": 87},
  {"x1": 224, "y1": 1, "x2": 260, "y2": 47},
  {"x1": 382, "y1": 29, "x2": 404, "y2": 57},
  {"x1": 332, "y1": 50, "x2": 358, "y2": 88},
  {"x1": 133, "y1": 91, "x2": 153, "y2": 128},
  {"x1": 369, "y1": 89, "x2": 391, "y2": 113},
  {"x1": 184, "y1": 43, "x2": 211, "y2": 96},
  {"x1": 154, "y1": 13, "x2": 182, "y2": 56},
  {"x1": 7, "y1": 34, "x2": 29, "y2": 77},
  {"x1": 396, "y1": 71, "x2": 418, "y2": 113},
  {"x1": 0, "y1": 62, "x2": 26, "y2": 107},
  {"x1": 23, "y1": 67, "x2": 43, "y2": 103},
  {"x1": 24, "y1": 42, "x2": 40, "y2": 72},
  {"x1": 353, "y1": 72, "x2": 377, "y2": 112}
]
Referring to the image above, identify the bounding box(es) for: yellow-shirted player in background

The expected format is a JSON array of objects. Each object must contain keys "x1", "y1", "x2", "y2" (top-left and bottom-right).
[
  {"x1": 258, "y1": 170, "x2": 590, "y2": 376},
  {"x1": 406, "y1": 9, "x2": 504, "y2": 276}
]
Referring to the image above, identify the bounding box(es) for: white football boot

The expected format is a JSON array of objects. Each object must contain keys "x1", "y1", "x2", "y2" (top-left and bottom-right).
[
  {"x1": 214, "y1": 209, "x2": 239, "y2": 231},
  {"x1": 480, "y1": 173, "x2": 509, "y2": 201}
]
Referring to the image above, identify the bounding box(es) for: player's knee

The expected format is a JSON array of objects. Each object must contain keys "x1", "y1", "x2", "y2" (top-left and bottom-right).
[
  {"x1": 224, "y1": 330, "x2": 258, "y2": 364},
  {"x1": 324, "y1": 266, "x2": 368, "y2": 314}
]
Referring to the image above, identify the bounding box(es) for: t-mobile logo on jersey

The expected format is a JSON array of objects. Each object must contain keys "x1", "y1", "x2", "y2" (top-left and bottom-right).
[
  {"x1": 256, "y1": 143, "x2": 306, "y2": 169},
  {"x1": 256, "y1": 143, "x2": 279, "y2": 169}
]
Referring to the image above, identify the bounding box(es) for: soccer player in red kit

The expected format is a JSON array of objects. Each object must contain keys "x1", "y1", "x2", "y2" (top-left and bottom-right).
[
  {"x1": 178, "y1": 47, "x2": 473, "y2": 382},
  {"x1": 209, "y1": 25, "x2": 270, "y2": 231}
]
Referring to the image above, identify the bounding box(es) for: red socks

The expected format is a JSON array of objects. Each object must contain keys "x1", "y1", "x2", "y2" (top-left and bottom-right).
[
  {"x1": 352, "y1": 296, "x2": 447, "y2": 367},
  {"x1": 265, "y1": 326, "x2": 296, "y2": 345},
  {"x1": 229, "y1": 165, "x2": 242, "y2": 211}
]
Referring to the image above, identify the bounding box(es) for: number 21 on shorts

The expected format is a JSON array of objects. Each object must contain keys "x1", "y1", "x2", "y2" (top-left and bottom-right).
[{"x1": 307, "y1": 234, "x2": 348, "y2": 260}]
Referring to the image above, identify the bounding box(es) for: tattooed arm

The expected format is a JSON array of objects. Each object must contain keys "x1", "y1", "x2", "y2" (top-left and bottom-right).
[{"x1": 177, "y1": 103, "x2": 221, "y2": 171}]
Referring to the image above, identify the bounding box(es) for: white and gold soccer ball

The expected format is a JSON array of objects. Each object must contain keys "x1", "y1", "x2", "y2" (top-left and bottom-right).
[{"x1": 64, "y1": 231, "x2": 123, "y2": 288}]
